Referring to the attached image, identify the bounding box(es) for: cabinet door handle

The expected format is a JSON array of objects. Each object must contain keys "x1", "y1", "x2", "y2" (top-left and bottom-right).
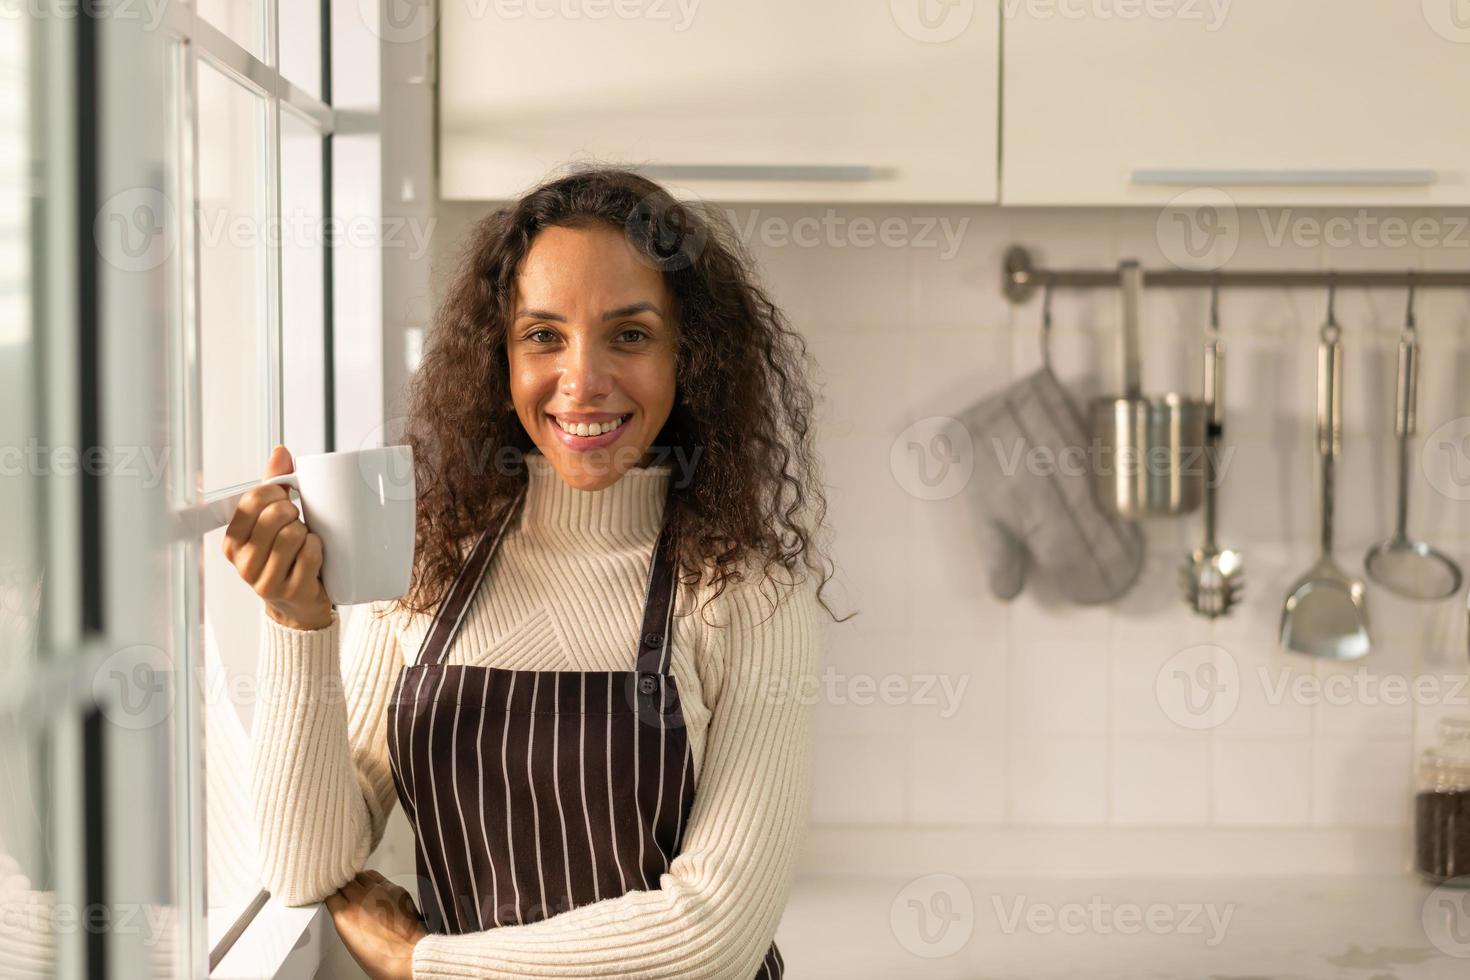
[
  {"x1": 633, "y1": 164, "x2": 887, "y2": 182},
  {"x1": 1131, "y1": 168, "x2": 1436, "y2": 187}
]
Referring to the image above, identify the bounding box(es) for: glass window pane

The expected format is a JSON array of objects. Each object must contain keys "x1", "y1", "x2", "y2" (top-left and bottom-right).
[
  {"x1": 281, "y1": 112, "x2": 327, "y2": 456},
  {"x1": 196, "y1": 0, "x2": 265, "y2": 62},
  {"x1": 279, "y1": 1, "x2": 323, "y2": 100},
  {"x1": 198, "y1": 63, "x2": 268, "y2": 492},
  {"x1": 0, "y1": 7, "x2": 38, "y2": 683},
  {"x1": 202, "y1": 527, "x2": 267, "y2": 944},
  {"x1": 0, "y1": 718, "x2": 54, "y2": 974}
]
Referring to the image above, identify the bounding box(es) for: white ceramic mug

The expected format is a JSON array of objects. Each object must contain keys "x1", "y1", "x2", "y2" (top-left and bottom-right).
[{"x1": 256, "y1": 446, "x2": 417, "y2": 605}]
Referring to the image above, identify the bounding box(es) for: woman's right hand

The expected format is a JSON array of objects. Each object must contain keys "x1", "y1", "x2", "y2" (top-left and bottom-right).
[{"x1": 223, "y1": 445, "x2": 335, "y2": 631}]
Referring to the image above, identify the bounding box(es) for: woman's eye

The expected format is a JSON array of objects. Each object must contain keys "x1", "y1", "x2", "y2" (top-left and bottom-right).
[{"x1": 522, "y1": 326, "x2": 647, "y2": 344}]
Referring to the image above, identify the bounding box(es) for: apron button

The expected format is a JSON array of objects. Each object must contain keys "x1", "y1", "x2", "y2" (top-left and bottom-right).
[
  {"x1": 643, "y1": 632, "x2": 663, "y2": 647},
  {"x1": 638, "y1": 675, "x2": 657, "y2": 695}
]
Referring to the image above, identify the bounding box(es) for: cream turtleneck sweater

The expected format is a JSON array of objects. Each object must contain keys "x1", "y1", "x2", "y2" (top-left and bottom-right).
[{"x1": 250, "y1": 452, "x2": 823, "y2": 979}]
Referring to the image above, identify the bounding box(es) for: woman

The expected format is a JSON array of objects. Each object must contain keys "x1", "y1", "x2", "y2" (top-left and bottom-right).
[{"x1": 226, "y1": 167, "x2": 844, "y2": 979}]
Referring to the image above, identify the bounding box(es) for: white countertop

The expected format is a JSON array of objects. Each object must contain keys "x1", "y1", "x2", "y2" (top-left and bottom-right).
[{"x1": 774, "y1": 873, "x2": 1470, "y2": 979}]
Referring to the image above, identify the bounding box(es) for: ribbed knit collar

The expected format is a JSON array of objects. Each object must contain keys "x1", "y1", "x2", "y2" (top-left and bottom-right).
[{"x1": 521, "y1": 451, "x2": 671, "y2": 546}]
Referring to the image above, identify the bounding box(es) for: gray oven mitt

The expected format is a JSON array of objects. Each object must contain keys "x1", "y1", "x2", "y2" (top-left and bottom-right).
[{"x1": 958, "y1": 366, "x2": 1144, "y2": 604}]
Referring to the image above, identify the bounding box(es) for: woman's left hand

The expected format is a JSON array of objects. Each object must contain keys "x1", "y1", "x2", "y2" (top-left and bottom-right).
[{"x1": 325, "y1": 870, "x2": 428, "y2": 980}]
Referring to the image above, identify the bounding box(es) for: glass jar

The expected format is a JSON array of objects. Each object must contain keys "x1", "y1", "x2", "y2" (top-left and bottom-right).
[{"x1": 1415, "y1": 717, "x2": 1470, "y2": 885}]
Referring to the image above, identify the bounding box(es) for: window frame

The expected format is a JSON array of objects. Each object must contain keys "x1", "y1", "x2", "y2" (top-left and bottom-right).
[{"x1": 158, "y1": 1, "x2": 338, "y2": 971}]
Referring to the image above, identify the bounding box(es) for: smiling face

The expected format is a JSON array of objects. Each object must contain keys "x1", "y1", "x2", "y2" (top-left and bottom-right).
[{"x1": 507, "y1": 223, "x2": 678, "y2": 491}]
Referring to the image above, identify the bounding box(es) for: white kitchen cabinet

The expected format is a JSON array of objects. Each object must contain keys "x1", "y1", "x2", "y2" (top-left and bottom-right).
[
  {"x1": 1002, "y1": 0, "x2": 1470, "y2": 206},
  {"x1": 439, "y1": 0, "x2": 999, "y2": 203}
]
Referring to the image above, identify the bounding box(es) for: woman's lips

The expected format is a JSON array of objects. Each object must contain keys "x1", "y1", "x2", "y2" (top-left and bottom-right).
[{"x1": 546, "y1": 412, "x2": 631, "y2": 451}]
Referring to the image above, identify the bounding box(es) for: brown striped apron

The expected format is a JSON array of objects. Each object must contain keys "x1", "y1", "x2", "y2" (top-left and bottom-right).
[{"x1": 386, "y1": 483, "x2": 785, "y2": 978}]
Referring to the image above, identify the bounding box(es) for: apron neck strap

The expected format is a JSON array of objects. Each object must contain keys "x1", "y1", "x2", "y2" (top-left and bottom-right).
[
  {"x1": 415, "y1": 484, "x2": 526, "y2": 668},
  {"x1": 634, "y1": 515, "x2": 679, "y2": 677},
  {"x1": 414, "y1": 481, "x2": 681, "y2": 675}
]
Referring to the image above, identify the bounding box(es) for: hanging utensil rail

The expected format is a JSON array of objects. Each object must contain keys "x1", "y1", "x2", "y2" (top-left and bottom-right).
[{"x1": 1002, "y1": 246, "x2": 1470, "y2": 303}]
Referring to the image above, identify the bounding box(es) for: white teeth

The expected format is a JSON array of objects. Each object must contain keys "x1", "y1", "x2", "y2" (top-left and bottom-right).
[{"x1": 554, "y1": 414, "x2": 627, "y2": 437}]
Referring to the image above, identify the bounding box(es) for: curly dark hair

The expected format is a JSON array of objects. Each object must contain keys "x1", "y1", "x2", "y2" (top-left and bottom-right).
[{"x1": 385, "y1": 164, "x2": 849, "y2": 628}]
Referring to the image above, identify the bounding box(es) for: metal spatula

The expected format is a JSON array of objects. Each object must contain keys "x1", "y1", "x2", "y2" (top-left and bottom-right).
[{"x1": 1280, "y1": 311, "x2": 1370, "y2": 660}]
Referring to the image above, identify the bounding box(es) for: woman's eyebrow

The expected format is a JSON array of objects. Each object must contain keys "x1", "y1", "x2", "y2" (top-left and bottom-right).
[
  {"x1": 513, "y1": 307, "x2": 566, "y2": 322},
  {"x1": 601, "y1": 301, "x2": 663, "y2": 321},
  {"x1": 512, "y1": 302, "x2": 664, "y2": 322}
]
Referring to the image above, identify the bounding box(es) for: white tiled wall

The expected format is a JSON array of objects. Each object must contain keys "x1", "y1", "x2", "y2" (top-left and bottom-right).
[
  {"x1": 730, "y1": 204, "x2": 1470, "y2": 839},
  {"x1": 432, "y1": 200, "x2": 1470, "y2": 870}
]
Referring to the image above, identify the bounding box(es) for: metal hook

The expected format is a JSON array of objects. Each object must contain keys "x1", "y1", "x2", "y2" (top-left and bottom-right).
[
  {"x1": 1405, "y1": 269, "x2": 1418, "y2": 334},
  {"x1": 1040, "y1": 276, "x2": 1055, "y2": 370},
  {"x1": 1322, "y1": 272, "x2": 1340, "y2": 343},
  {"x1": 1208, "y1": 272, "x2": 1221, "y2": 335}
]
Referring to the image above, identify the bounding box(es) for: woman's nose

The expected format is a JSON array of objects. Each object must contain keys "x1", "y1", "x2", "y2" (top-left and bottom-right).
[{"x1": 557, "y1": 342, "x2": 614, "y2": 399}]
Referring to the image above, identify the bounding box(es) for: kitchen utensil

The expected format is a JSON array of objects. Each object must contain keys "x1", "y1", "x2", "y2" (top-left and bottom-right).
[
  {"x1": 1088, "y1": 261, "x2": 1206, "y2": 518},
  {"x1": 1182, "y1": 283, "x2": 1244, "y2": 617},
  {"x1": 1280, "y1": 290, "x2": 1370, "y2": 660},
  {"x1": 959, "y1": 280, "x2": 1145, "y2": 604},
  {"x1": 1364, "y1": 280, "x2": 1463, "y2": 600}
]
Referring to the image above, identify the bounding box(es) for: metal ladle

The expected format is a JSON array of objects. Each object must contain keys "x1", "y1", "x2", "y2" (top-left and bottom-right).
[
  {"x1": 1281, "y1": 279, "x2": 1371, "y2": 660},
  {"x1": 1182, "y1": 278, "x2": 1244, "y2": 617},
  {"x1": 1364, "y1": 276, "x2": 1464, "y2": 600}
]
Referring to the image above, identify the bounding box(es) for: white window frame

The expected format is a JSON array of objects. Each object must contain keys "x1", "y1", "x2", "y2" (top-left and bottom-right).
[
  {"x1": 3, "y1": 0, "x2": 393, "y2": 976},
  {"x1": 157, "y1": 2, "x2": 340, "y2": 973}
]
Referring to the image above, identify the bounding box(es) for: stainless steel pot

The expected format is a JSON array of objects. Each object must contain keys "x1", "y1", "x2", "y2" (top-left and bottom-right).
[{"x1": 1087, "y1": 262, "x2": 1206, "y2": 518}]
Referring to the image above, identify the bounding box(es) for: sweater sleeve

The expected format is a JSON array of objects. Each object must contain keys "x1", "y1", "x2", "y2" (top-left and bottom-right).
[
  {"x1": 410, "y1": 568, "x2": 824, "y2": 980},
  {"x1": 251, "y1": 600, "x2": 405, "y2": 905}
]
